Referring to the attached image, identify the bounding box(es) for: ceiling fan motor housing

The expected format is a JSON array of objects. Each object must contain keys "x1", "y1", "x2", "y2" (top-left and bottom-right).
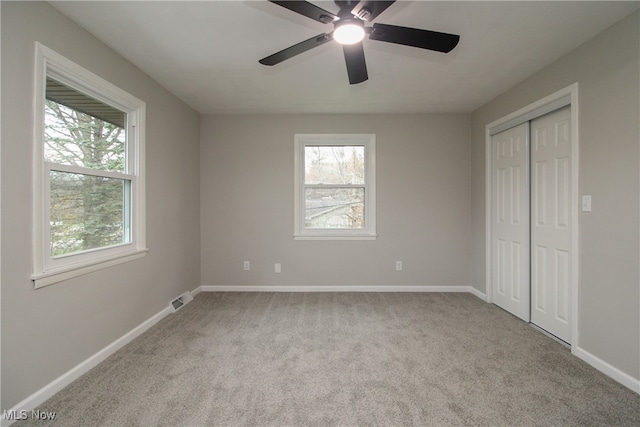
[
  {"x1": 336, "y1": 0, "x2": 370, "y2": 20},
  {"x1": 335, "y1": 0, "x2": 361, "y2": 9}
]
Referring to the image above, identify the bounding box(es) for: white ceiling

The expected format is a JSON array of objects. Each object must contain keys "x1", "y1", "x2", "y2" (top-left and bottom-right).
[{"x1": 50, "y1": 1, "x2": 639, "y2": 114}]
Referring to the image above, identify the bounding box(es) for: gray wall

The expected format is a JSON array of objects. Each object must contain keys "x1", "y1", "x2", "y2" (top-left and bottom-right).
[
  {"x1": 200, "y1": 114, "x2": 471, "y2": 288},
  {"x1": 1, "y1": 2, "x2": 201, "y2": 409},
  {"x1": 470, "y1": 12, "x2": 640, "y2": 379}
]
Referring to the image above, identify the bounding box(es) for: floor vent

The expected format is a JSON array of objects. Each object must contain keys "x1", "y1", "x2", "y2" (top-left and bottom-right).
[{"x1": 170, "y1": 291, "x2": 194, "y2": 313}]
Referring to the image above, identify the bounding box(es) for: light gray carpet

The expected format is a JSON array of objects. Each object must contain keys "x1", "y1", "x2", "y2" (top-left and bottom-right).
[{"x1": 18, "y1": 292, "x2": 640, "y2": 426}]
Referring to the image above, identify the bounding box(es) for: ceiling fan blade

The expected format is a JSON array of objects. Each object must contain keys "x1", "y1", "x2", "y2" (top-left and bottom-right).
[
  {"x1": 259, "y1": 33, "x2": 333, "y2": 66},
  {"x1": 350, "y1": 1, "x2": 395, "y2": 22},
  {"x1": 343, "y1": 42, "x2": 368, "y2": 84},
  {"x1": 268, "y1": 0, "x2": 338, "y2": 24},
  {"x1": 369, "y1": 23, "x2": 460, "y2": 53}
]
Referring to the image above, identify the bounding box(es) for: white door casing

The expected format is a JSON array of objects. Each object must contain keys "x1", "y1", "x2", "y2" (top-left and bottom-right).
[
  {"x1": 491, "y1": 122, "x2": 530, "y2": 321},
  {"x1": 530, "y1": 106, "x2": 572, "y2": 343}
]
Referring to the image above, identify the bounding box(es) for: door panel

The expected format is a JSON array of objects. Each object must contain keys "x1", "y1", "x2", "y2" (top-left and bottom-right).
[
  {"x1": 530, "y1": 106, "x2": 572, "y2": 343},
  {"x1": 491, "y1": 123, "x2": 530, "y2": 321}
]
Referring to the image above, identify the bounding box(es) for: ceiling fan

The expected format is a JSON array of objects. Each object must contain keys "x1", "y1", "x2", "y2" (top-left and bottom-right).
[{"x1": 259, "y1": 0, "x2": 460, "y2": 84}]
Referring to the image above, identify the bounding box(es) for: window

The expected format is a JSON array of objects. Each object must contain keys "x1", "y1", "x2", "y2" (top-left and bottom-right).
[
  {"x1": 294, "y1": 134, "x2": 376, "y2": 240},
  {"x1": 32, "y1": 43, "x2": 146, "y2": 288}
]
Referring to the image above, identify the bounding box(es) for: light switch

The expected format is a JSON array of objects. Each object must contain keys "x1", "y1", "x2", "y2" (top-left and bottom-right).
[{"x1": 582, "y1": 195, "x2": 592, "y2": 212}]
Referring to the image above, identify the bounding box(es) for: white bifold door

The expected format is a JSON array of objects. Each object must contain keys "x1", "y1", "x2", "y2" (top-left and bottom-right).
[{"x1": 491, "y1": 106, "x2": 572, "y2": 344}]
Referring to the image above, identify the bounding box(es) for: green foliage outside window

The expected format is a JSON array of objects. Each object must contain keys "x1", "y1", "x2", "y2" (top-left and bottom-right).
[{"x1": 45, "y1": 99, "x2": 128, "y2": 256}]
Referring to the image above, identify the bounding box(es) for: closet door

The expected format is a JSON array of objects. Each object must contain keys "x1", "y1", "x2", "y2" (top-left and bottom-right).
[
  {"x1": 530, "y1": 106, "x2": 572, "y2": 343},
  {"x1": 491, "y1": 123, "x2": 530, "y2": 321}
]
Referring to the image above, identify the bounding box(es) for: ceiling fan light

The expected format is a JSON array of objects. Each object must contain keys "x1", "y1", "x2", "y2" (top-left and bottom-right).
[{"x1": 333, "y1": 23, "x2": 365, "y2": 45}]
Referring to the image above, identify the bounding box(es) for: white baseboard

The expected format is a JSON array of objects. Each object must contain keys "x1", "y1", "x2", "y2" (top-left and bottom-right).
[
  {"x1": 572, "y1": 346, "x2": 640, "y2": 394},
  {"x1": 466, "y1": 286, "x2": 487, "y2": 300},
  {"x1": 1, "y1": 286, "x2": 200, "y2": 427},
  {"x1": 200, "y1": 285, "x2": 485, "y2": 296}
]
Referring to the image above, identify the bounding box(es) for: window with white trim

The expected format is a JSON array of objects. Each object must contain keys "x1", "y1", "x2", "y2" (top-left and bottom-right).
[
  {"x1": 294, "y1": 134, "x2": 376, "y2": 240},
  {"x1": 32, "y1": 44, "x2": 146, "y2": 288}
]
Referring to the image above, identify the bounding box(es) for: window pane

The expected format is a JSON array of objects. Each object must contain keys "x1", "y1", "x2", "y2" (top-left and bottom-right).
[
  {"x1": 50, "y1": 171, "x2": 129, "y2": 256},
  {"x1": 305, "y1": 146, "x2": 365, "y2": 185},
  {"x1": 305, "y1": 188, "x2": 364, "y2": 229},
  {"x1": 44, "y1": 81, "x2": 126, "y2": 172}
]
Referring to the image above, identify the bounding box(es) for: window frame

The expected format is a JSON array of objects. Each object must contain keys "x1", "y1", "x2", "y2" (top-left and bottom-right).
[
  {"x1": 32, "y1": 43, "x2": 147, "y2": 288},
  {"x1": 294, "y1": 134, "x2": 376, "y2": 240}
]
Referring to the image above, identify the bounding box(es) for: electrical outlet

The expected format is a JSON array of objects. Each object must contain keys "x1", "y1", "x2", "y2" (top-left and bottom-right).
[
  {"x1": 396, "y1": 261, "x2": 403, "y2": 271},
  {"x1": 275, "y1": 263, "x2": 281, "y2": 273},
  {"x1": 243, "y1": 261, "x2": 250, "y2": 271}
]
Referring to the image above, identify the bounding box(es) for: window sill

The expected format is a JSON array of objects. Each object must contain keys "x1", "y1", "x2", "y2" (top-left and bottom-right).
[
  {"x1": 294, "y1": 235, "x2": 377, "y2": 241},
  {"x1": 32, "y1": 248, "x2": 148, "y2": 289}
]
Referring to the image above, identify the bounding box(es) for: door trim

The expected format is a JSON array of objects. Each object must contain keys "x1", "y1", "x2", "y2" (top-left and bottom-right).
[{"x1": 485, "y1": 83, "x2": 579, "y2": 346}]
